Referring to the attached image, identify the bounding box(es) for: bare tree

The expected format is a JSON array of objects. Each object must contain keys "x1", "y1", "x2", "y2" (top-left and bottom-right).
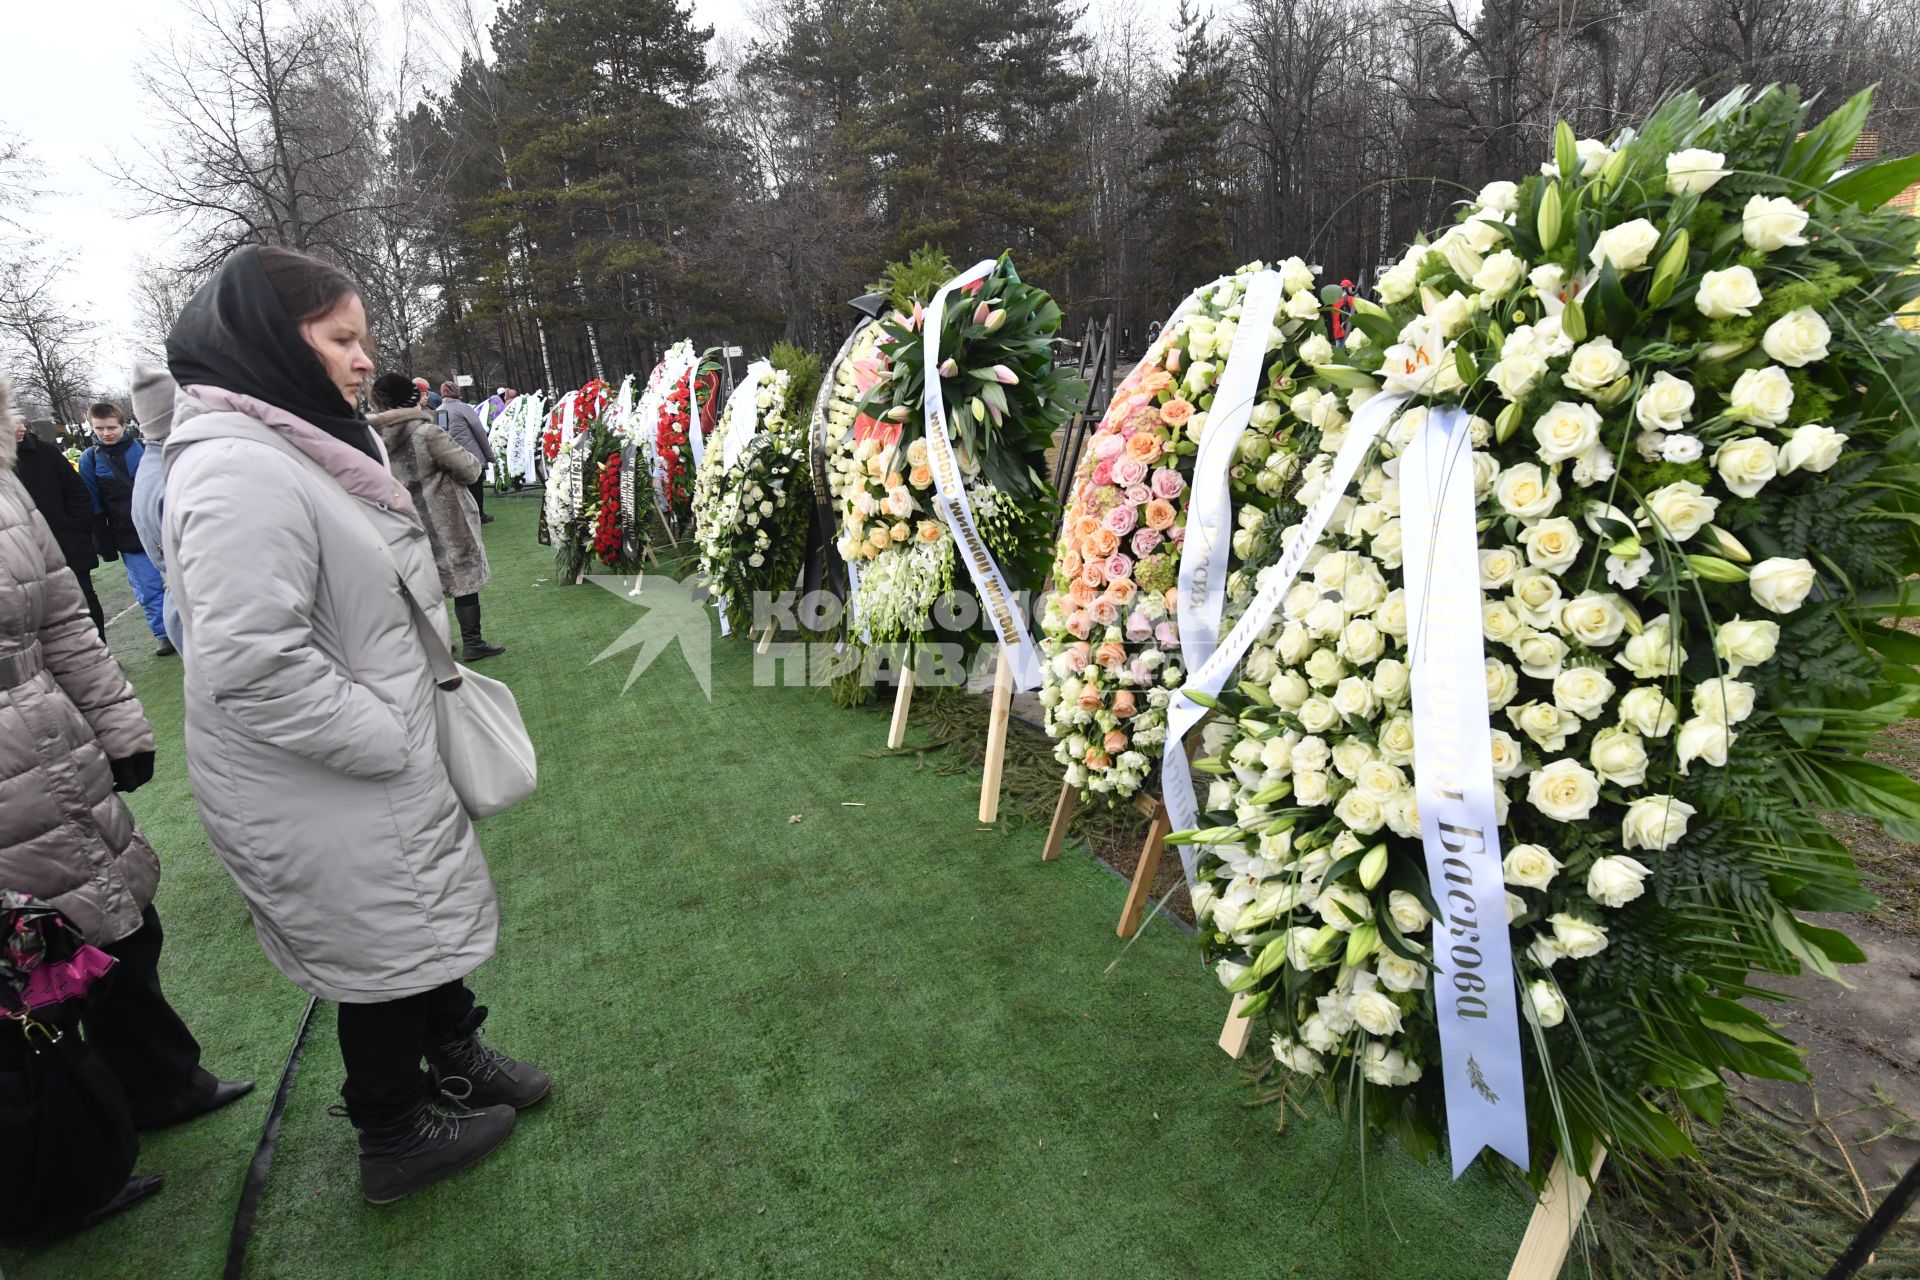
[{"x1": 0, "y1": 254, "x2": 97, "y2": 424}]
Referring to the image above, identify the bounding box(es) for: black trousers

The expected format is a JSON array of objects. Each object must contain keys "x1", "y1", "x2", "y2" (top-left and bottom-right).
[
  {"x1": 73, "y1": 567, "x2": 105, "y2": 641},
  {"x1": 87, "y1": 907, "x2": 214, "y2": 1123},
  {"x1": 469, "y1": 481, "x2": 487, "y2": 516},
  {"x1": 336, "y1": 979, "x2": 482, "y2": 1124}
]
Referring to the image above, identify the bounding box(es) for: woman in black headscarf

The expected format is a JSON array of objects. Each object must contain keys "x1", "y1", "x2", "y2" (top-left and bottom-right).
[{"x1": 163, "y1": 246, "x2": 547, "y2": 1207}]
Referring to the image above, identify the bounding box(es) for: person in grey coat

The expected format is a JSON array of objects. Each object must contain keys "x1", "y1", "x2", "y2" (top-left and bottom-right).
[
  {"x1": 370, "y1": 374, "x2": 503, "y2": 659},
  {"x1": 435, "y1": 381, "x2": 495, "y2": 523},
  {"x1": 162, "y1": 245, "x2": 547, "y2": 1206}
]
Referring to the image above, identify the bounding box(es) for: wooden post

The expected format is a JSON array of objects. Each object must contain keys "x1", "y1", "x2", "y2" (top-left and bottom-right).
[
  {"x1": 1041, "y1": 781, "x2": 1079, "y2": 861},
  {"x1": 978, "y1": 649, "x2": 1014, "y2": 823},
  {"x1": 886, "y1": 647, "x2": 916, "y2": 750},
  {"x1": 1507, "y1": 1147, "x2": 1607, "y2": 1280},
  {"x1": 1116, "y1": 798, "x2": 1172, "y2": 938},
  {"x1": 756, "y1": 624, "x2": 777, "y2": 655},
  {"x1": 1218, "y1": 991, "x2": 1256, "y2": 1058}
]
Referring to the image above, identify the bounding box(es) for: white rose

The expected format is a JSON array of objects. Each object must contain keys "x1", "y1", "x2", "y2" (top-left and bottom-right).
[
  {"x1": 1762, "y1": 307, "x2": 1831, "y2": 368},
  {"x1": 1334, "y1": 789, "x2": 1386, "y2": 835},
  {"x1": 1561, "y1": 338, "x2": 1630, "y2": 398},
  {"x1": 1339, "y1": 618, "x2": 1386, "y2": 666},
  {"x1": 1335, "y1": 740, "x2": 1380, "y2": 781},
  {"x1": 1534, "y1": 400, "x2": 1605, "y2": 462},
  {"x1": 1527, "y1": 758, "x2": 1602, "y2": 821},
  {"x1": 1206, "y1": 779, "x2": 1235, "y2": 811},
  {"x1": 1491, "y1": 351, "x2": 1549, "y2": 402},
  {"x1": 1644, "y1": 481, "x2": 1719, "y2": 541},
  {"x1": 1618, "y1": 686, "x2": 1678, "y2": 738},
  {"x1": 1678, "y1": 715, "x2": 1735, "y2": 774},
  {"x1": 1512, "y1": 568, "x2": 1563, "y2": 628},
  {"x1": 1559, "y1": 593, "x2": 1626, "y2": 648},
  {"x1": 1503, "y1": 842, "x2": 1561, "y2": 889},
  {"x1": 1279, "y1": 255, "x2": 1316, "y2": 293},
  {"x1": 1729, "y1": 365, "x2": 1794, "y2": 428},
  {"x1": 1622, "y1": 795, "x2": 1697, "y2": 850},
  {"x1": 1316, "y1": 882, "x2": 1373, "y2": 932},
  {"x1": 1715, "y1": 616, "x2": 1781, "y2": 675},
  {"x1": 1510, "y1": 699, "x2": 1578, "y2": 750},
  {"x1": 1589, "y1": 218, "x2": 1661, "y2": 272},
  {"x1": 1495, "y1": 463, "x2": 1561, "y2": 520},
  {"x1": 1749, "y1": 556, "x2": 1815, "y2": 613},
  {"x1": 1481, "y1": 546, "x2": 1522, "y2": 589},
  {"x1": 1378, "y1": 259, "x2": 1419, "y2": 304},
  {"x1": 1349, "y1": 988, "x2": 1404, "y2": 1036},
  {"x1": 1692, "y1": 678, "x2": 1756, "y2": 725},
  {"x1": 1528, "y1": 263, "x2": 1567, "y2": 305},
  {"x1": 1485, "y1": 657, "x2": 1519, "y2": 711},
  {"x1": 1375, "y1": 589, "x2": 1408, "y2": 637},
  {"x1": 1371, "y1": 658, "x2": 1410, "y2": 705},
  {"x1": 1269, "y1": 670, "x2": 1311, "y2": 709},
  {"x1": 1743, "y1": 194, "x2": 1810, "y2": 252},
  {"x1": 1277, "y1": 623, "x2": 1315, "y2": 665},
  {"x1": 1575, "y1": 138, "x2": 1612, "y2": 176},
  {"x1": 1378, "y1": 714, "x2": 1416, "y2": 764},
  {"x1": 1520, "y1": 518, "x2": 1583, "y2": 572},
  {"x1": 1618, "y1": 614, "x2": 1686, "y2": 680},
  {"x1": 1425, "y1": 288, "x2": 1473, "y2": 337},
  {"x1": 1589, "y1": 726, "x2": 1649, "y2": 785},
  {"x1": 1299, "y1": 333, "x2": 1334, "y2": 367},
  {"x1": 1635, "y1": 371, "x2": 1696, "y2": 433},
  {"x1": 1387, "y1": 889, "x2": 1430, "y2": 933},
  {"x1": 1489, "y1": 729, "x2": 1525, "y2": 780},
  {"x1": 1660, "y1": 433, "x2": 1703, "y2": 464},
  {"x1": 1270, "y1": 1036, "x2": 1322, "y2": 1075},
  {"x1": 1779, "y1": 423, "x2": 1846, "y2": 474},
  {"x1": 1285, "y1": 289, "x2": 1319, "y2": 321},
  {"x1": 1477, "y1": 179, "x2": 1519, "y2": 213},
  {"x1": 1332, "y1": 676, "x2": 1379, "y2": 720},
  {"x1": 1665, "y1": 147, "x2": 1728, "y2": 195},
  {"x1": 1377, "y1": 953, "x2": 1428, "y2": 993},
  {"x1": 1483, "y1": 600, "x2": 1524, "y2": 644},
  {"x1": 1586, "y1": 855, "x2": 1652, "y2": 909},
  {"x1": 1304, "y1": 647, "x2": 1347, "y2": 687},
  {"x1": 1695, "y1": 265, "x2": 1763, "y2": 319},
  {"x1": 1473, "y1": 249, "x2": 1527, "y2": 296},
  {"x1": 1295, "y1": 769, "x2": 1332, "y2": 806},
  {"x1": 1513, "y1": 629, "x2": 1569, "y2": 680},
  {"x1": 1552, "y1": 666, "x2": 1616, "y2": 719},
  {"x1": 1526, "y1": 979, "x2": 1567, "y2": 1028},
  {"x1": 1549, "y1": 912, "x2": 1610, "y2": 959},
  {"x1": 1714, "y1": 436, "x2": 1780, "y2": 499}
]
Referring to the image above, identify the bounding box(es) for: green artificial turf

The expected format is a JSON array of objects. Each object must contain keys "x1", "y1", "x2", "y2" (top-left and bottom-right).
[{"x1": 3, "y1": 495, "x2": 1533, "y2": 1278}]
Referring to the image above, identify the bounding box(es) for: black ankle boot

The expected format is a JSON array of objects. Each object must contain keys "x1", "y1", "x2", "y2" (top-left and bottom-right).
[
  {"x1": 453, "y1": 598, "x2": 505, "y2": 661},
  {"x1": 428, "y1": 1032, "x2": 551, "y2": 1110},
  {"x1": 348, "y1": 1096, "x2": 517, "y2": 1205}
]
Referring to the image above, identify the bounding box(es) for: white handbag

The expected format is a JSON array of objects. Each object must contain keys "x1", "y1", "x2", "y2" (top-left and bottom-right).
[{"x1": 296, "y1": 446, "x2": 539, "y2": 819}]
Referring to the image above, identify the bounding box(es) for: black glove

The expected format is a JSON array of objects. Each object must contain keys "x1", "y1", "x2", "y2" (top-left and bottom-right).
[
  {"x1": 109, "y1": 751, "x2": 155, "y2": 793},
  {"x1": 92, "y1": 515, "x2": 119, "y2": 563}
]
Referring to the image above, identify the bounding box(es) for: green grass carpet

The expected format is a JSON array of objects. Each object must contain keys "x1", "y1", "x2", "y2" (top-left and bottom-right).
[{"x1": 3, "y1": 495, "x2": 1532, "y2": 1278}]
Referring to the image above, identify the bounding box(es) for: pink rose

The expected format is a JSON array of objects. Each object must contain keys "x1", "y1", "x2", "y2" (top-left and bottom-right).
[
  {"x1": 1128, "y1": 659, "x2": 1154, "y2": 685},
  {"x1": 1090, "y1": 459, "x2": 1114, "y2": 487},
  {"x1": 1168, "y1": 524, "x2": 1186, "y2": 544},
  {"x1": 1105, "y1": 552, "x2": 1133, "y2": 582},
  {"x1": 1112, "y1": 456, "x2": 1149, "y2": 488},
  {"x1": 1066, "y1": 610, "x2": 1094, "y2": 640},
  {"x1": 1064, "y1": 643, "x2": 1091, "y2": 673},
  {"x1": 1104, "y1": 504, "x2": 1138, "y2": 536},
  {"x1": 1151, "y1": 468, "x2": 1185, "y2": 499},
  {"x1": 1124, "y1": 483, "x2": 1152, "y2": 506},
  {"x1": 1081, "y1": 556, "x2": 1107, "y2": 585},
  {"x1": 1130, "y1": 527, "x2": 1163, "y2": 558},
  {"x1": 1154, "y1": 620, "x2": 1179, "y2": 647},
  {"x1": 1092, "y1": 433, "x2": 1125, "y2": 460},
  {"x1": 1124, "y1": 611, "x2": 1153, "y2": 643},
  {"x1": 1089, "y1": 598, "x2": 1121, "y2": 626}
]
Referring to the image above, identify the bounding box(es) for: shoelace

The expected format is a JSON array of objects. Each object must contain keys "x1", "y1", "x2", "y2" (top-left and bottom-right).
[{"x1": 444, "y1": 1037, "x2": 513, "y2": 1083}]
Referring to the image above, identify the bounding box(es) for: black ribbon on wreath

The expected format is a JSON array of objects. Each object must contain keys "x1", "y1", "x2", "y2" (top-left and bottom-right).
[{"x1": 619, "y1": 442, "x2": 641, "y2": 563}]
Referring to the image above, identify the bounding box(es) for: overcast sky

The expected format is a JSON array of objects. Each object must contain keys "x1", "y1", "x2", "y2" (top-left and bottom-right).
[{"x1": 2, "y1": 0, "x2": 1187, "y2": 391}]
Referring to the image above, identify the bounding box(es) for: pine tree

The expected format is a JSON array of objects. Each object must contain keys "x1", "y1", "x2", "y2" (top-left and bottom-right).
[{"x1": 1133, "y1": 1, "x2": 1238, "y2": 317}]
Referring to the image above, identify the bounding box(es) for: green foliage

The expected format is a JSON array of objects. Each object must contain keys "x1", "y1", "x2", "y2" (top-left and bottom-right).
[
  {"x1": 770, "y1": 341, "x2": 823, "y2": 416},
  {"x1": 869, "y1": 246, "x2": 956, "y2": 314}
]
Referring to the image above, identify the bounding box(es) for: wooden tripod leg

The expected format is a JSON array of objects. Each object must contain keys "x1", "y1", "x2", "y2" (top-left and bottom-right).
[
  {"x1": 756, "y1": 624, "x2": 777, "y2": 655},
  {"x1": 1507, "y1": 1147, "x2": 1607, "y2": 1280},
  {"x1": 1116, "y1": 801, "x2": 1172, "y2": 938},
  {"x1": 1219, "y1": 992, "x2": 1256, "y2": 1058},
  {"x1": 978, "y1": 649, "x2": 1014, "y2": 823},
  {"x1": 1042, "y1": 782, "x2": 1078, "y2": 861},
  {"x1": 886, "y1": 647, "x2": 916, "y2": 749}
]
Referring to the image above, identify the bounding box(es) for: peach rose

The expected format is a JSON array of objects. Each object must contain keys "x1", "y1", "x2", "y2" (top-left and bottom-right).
[
  {"x1": 1125, "y1": 431, "x2": 1163, "y2": 464},
  {"x1": 1089, "y1": 528, "x2": 1121, "y2": 558},
  {"x1": 1085, "y1": 747, "x2": 1112, "y2": 769},
  {"x1": 1164, "y1": 587, "x2": 1179, "y2": 612},
  {"x1": 1139, "y1": 369, "x2": 1174, "y2": 395},
  {"x1": 1077, "y1": 686, "x2": 1103, "y2": 713},
  {"x1": 1111, "y1": 690, "x2": 1138, "y2": 718},
  {"x1": 1103, "y1": 729, "x2": 1130, "y2": 755},
  {"x1": 909, "y1": 465, "x2": 933, "y2": 489},
  {"x1": 1074, "y1": 515, "x2": 1101, "y2": 543},
  {"x1": 1068, "y1": 579, "x2": 1099, "y2": 609},
  {"x1": 884, "y1": 471, "x2": 904, "y2": 489},
  {"x1": 917, "y1": 520, "x2": 943, "y2": 543},
  {"x1": 1160, "y1": 398, "x2": 1194, "y2": 428},
  {"x1": 1143, "y1": 500, "x2": 1177, "y2": 530},
  {"x1": 1060, "y1": 549, "x2": 1082, "y2": 578},
  {"x1": 1065, "y1": 611, "x2": 1094, "y2": 639},
  {"x1": 1080, "y1": 559, "x2": 1107, "y2": 587},
  {"x1": 1088, "y1": 598, "x2": 1121, "y2": 626},
  {"x1": 1105, "y1": 578, "x2": 1137, "y2": 605},
  {"x1": 1094, "y1": 641, "x2": 1127, "y2": 670}
]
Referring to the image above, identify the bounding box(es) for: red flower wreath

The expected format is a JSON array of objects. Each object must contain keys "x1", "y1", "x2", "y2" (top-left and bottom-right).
[{"x1": 593, "y1": 453, "x2": 624, "y2": 566}]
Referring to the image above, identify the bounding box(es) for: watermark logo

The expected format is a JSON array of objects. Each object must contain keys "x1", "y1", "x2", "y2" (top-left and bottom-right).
[{"x1": 585, "y1": 574, "x2": 716, "y2": 698}]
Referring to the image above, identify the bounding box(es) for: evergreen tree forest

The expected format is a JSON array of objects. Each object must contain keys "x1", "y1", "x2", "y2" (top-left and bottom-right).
[{"x1": 45, "y1": 0, "x2": 1920, "y2": 398}]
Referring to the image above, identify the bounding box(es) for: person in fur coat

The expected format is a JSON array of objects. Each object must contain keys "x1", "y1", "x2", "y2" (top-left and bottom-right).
[{"x1": 369, "y1": 373, "x2": 503, "y2": 659}]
